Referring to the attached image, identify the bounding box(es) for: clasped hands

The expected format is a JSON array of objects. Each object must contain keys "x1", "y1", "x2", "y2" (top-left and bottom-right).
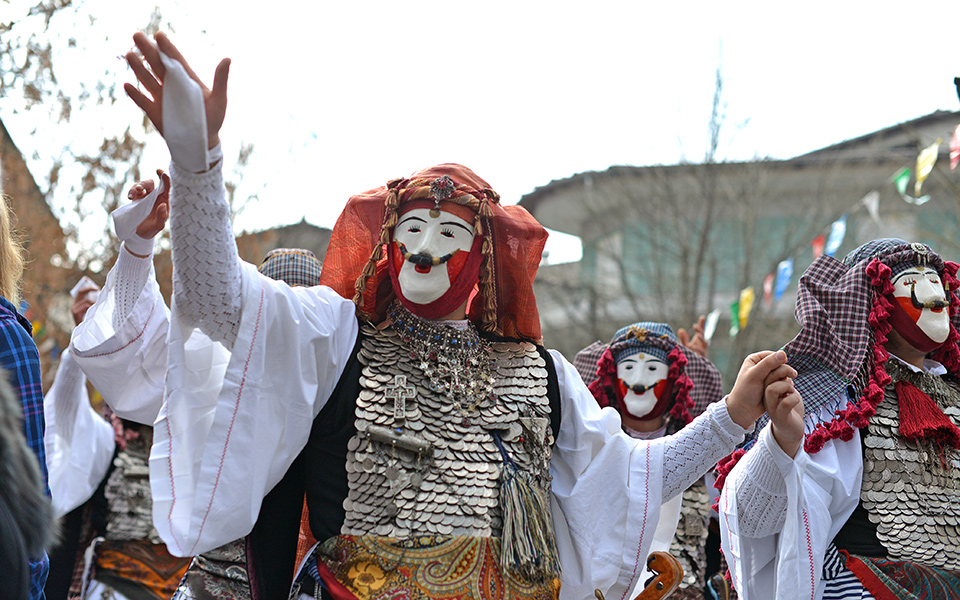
[{"x1": 726, "y1": 350, "x2": 805, "y2": 458}]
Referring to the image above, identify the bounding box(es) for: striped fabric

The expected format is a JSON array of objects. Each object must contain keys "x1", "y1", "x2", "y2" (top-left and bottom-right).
[
  {"x1": 822, "y1": 544, "x2": 876, "y2": 600},
  {"x1": 0, "y1": 295, "x2": 47, "y2": 492}
]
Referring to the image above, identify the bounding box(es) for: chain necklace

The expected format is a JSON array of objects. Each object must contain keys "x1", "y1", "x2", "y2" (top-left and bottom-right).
[{"x1": 387, "y1": 302, "x2": 495, "y2": 422}]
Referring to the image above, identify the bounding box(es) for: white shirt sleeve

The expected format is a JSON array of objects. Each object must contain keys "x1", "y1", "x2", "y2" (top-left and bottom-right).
[
  {"x1": 719, "y1": 395, "x2": 863, "y2": 600},
  {"x1": 167, "y1": 161, "x2": 243, "y2": 348},
  {"x1": 43, "y1": 348, "x2": 116, "y2": 519},
  {"x1": 149, "y1": 265, "x2": 359, "y2": 557},
  {"x1": 70, "y1": 255, "x2": 171, "y2": 425},
  {"x1": 548, "y1": 351, "x2": 746, "y2": 600}
]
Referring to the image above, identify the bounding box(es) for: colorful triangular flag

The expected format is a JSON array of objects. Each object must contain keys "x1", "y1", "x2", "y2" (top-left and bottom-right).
[
  {"x1": 811, "y1": 234, "x2": 825, "y2": 259},
  {"x1": 763, "y1": 273, "x2": 774, "y2": 308},
  {"x1": 893, "y1": 167, "x2": 911, "y2": 196},
  {"x1": 774, "y1": 257, "x2": 794, "y2": 302},
  {"x1": 915, "y1": 138, "x2": 942, "y2": 196},
  {"x1": 824, "y1": 215, "x2": 847, "y2": 257},
  {"x1": 738, "y1": 287, "x2": 755, "y2": 330},
  {"x1": 860, "y1": 191, "x2": 881, "y2": 226},
  {"x1": 703, "y1": 308, "x2": 720, "y2": 343},
  {"x1": 729, "y1": 299, "x2": 740, "y2": 338}
]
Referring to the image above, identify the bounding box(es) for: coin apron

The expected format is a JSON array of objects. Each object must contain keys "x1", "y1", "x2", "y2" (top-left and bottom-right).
[
  {"x1": 860, "y1": 363, "x2": 960, "y2": 569},
  {"x1": 341, "y1": 321, "x2": 554, "y2": 539}
]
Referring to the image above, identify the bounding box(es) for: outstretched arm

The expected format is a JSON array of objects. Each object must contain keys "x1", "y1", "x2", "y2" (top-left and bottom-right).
[
  {"x1": 123, "y1": 32, "x2": 242, "y2": 346},
  {"x1": 660, "y1": 351, "x2": 800, "y2": 500}
]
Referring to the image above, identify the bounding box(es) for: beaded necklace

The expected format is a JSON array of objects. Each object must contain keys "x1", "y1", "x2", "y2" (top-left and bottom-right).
[{"x1": 387, "y1": 302, "x2": 495, "y2": 421}]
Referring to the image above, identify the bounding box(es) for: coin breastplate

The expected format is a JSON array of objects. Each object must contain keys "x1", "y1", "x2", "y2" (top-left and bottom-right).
[
  {"x1": 860, "y1": 370, "x2": 960, "y2": 568},
  {"x1": 341, "y1": 322, "x2": 554, "y2": 538}
]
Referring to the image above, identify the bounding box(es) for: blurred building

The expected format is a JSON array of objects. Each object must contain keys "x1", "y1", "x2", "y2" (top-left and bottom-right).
[
  {"x1": 0, "y1": 118, "x2": 82, "y2": 383},
  {"x1": 152, "y1": 219, "x2": 331, "y2": 301},
  {"x1": 519, "y1": 110, "x2": 960, "y2": 385}
]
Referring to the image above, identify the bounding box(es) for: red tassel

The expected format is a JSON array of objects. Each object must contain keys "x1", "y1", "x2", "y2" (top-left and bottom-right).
[
  {"x1": 896, "y1": 381, "x2": 960, "y2": 449},
  {"x1": 713, "y1": 448, "x2": 746, "y2": 492}
]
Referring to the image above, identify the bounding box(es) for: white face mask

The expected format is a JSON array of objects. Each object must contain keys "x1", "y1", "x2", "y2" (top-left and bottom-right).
[
  {"x1": 393, "y1": 208, "x2": 476, "y2": 305},
  {"x1": 617, "y1": 354, "x2": 669, "y2": 418},
  {"x1": 891, "y1": 265, "x2": 950, "y2": 345}
]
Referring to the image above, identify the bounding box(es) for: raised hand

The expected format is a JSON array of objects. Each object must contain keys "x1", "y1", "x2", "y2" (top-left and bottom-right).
[
  {"x1": 128, "y1": 169, "x2": 171, "y2": 241},
  {"x1": 725, "y1": 350, "x2": 797, "y2": 430},
  {"x1": 765, "y1": 377, "x2": 804, "y2": 458},
  {"x1": 71, "y1": 288, "x2": 98, "y2": 325},
  {"x1": 677, "y1": 315, "x2": 709, "y2": 358},
  {"x1": 123, "y1": 32, "x2": 230, "y2": 151}
]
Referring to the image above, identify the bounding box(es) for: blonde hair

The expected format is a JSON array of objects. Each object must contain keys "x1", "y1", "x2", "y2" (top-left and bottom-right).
[{"x1": 0, "y1": 195, "x2": 25, "y2": 306}]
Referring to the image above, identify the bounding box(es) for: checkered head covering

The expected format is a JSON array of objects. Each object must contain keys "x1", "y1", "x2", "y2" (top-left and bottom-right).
[
  {"x1": 258, "y1": 248, "x2": 322, "y2": 287},
  {"x1": 584, "y1": 322, "x2": 723, "y2": 431},
  {"x1": 573, "y1": 341, "x2": 606, "y2": 387},
  {"x1": 779, "y1": 238, "x2": 960, "y2": 454}
]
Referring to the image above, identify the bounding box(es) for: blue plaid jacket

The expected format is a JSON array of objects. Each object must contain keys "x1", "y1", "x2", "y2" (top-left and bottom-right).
[{"x1": 0, "y1": 295, "x2": 49, "y2": 599}]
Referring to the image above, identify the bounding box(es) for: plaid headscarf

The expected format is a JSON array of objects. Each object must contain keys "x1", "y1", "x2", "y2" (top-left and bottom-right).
[
  {"x1": 573, "y1": 341, "x2": 605, "y2": 387},
  {"x1": 774, "y1": 238, "x2": 960, "y2": 453},
  {"x1": 583, "y1": 322, "x2": 723, "y2": 431},
  {"x1": 258, "y1": 248, "x2": 323, "y2": 288}
]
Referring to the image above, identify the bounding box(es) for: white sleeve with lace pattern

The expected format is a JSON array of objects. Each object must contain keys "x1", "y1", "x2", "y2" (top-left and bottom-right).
[
  {"x1": 660, "y1": 399, "x2": 750, "y2": 501},
  {"x1": 167, "y1": 161, "x2": 243, "y2": 349}
]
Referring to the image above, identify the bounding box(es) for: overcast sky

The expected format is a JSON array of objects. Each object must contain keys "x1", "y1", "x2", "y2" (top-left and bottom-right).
[{"x1": 3, "y1": 0, "x2": 960, "y2": 263}]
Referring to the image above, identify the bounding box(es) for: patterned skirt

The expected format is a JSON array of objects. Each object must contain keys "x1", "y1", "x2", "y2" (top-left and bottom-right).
[
  {"x1": 293, "y1": 535, "x2": 559, "y2": 600},
  {"x1": 841, "y1": 551, "x2": 960, "y2": 600}
]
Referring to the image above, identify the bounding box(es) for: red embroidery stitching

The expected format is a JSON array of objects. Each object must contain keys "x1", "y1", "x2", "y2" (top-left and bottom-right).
[
  {"x1": 619, "y1": 444, "x2": 652, "y2": 600},
  {"x1": 189, "y1": 286, "x2": 265, "y2": 556},
  {"x1": 163, "y1": 414, "x2": 182, "y2": 555},
  {"x1": 803, "y1": 508, "x2": 815, "y2": 598},
  {"x1": 84, "y1": 301, "x2": 158, "y2": 358}
]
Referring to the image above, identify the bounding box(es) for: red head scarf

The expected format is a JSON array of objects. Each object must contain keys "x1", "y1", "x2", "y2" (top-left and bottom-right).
[{"x1": 318, "y1": 164, "x2": 548, "y2": 342}]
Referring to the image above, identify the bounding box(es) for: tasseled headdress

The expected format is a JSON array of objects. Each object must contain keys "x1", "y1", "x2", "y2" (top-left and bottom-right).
[
  {"x1": 586, "y1": 322, "x2": 722, "y2": 431},
  {"x1": 796, "y1": 239, "x2": 960, "y2": 453},
  {"x1": 318, "y1": 164, "x2": 547, "y2": 341}
]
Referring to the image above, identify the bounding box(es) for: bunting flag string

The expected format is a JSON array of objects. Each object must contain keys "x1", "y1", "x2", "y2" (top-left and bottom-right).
[
  {"x1": 709, "y1": 129, "x2": 952, "y2": 334},
  {"x1": 915, "y1": 138, "x2": 943, "y2": 196},
  {"x1": 703, "y1": 308, "x2": 720, "y2": 343},
  {"x1": 951, "y1": 123, "x2": 960, "y2": 171},
  {"x1": 811, "y1": 234, "x2": 825, "y2": 259},
  {"x1": 762, "y1": 272, "x2": 774, "y2": 308}
]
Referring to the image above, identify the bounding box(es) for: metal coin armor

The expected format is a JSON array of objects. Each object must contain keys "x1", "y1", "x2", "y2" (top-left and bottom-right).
[
  {"x1": 341, "y1": 321, "x2": 554, "y2": 538},
  {"x1": 860, "y1": 362, "x2": 960, "y2": 568}
]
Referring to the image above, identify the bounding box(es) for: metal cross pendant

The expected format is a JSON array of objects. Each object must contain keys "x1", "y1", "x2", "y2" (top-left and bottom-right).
[{"x1": 383, "y1": 374, "x2": 417, "y2": 425}]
